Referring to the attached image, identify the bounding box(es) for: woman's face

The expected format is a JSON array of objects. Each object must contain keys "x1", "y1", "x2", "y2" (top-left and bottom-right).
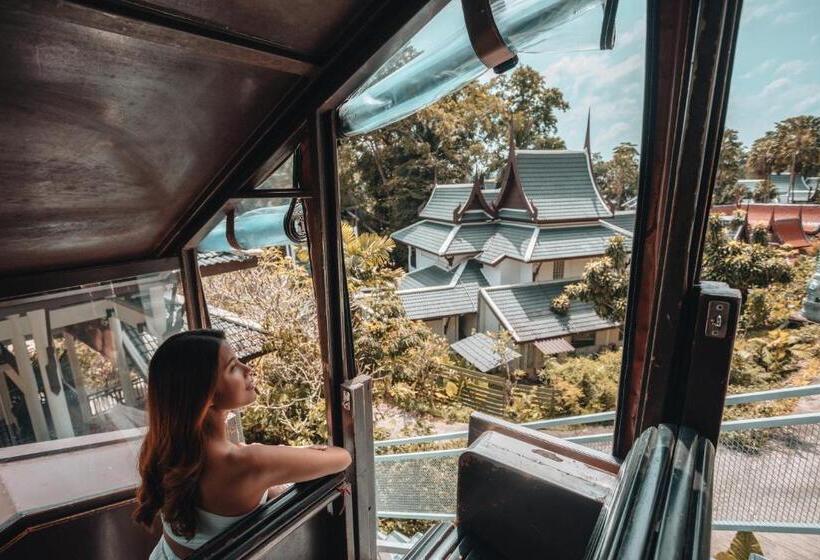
[{"x1": 211, "y1": 342, "x2": 256, "y2": 410}]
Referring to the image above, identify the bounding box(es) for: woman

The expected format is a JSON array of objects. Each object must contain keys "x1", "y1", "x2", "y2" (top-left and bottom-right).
[{"x1": 134, "y1": 329, "x2": 351, "y2": 559}]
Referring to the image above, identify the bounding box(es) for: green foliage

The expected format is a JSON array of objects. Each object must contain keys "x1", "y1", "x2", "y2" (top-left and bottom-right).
[
  {"x1": 715, "y1": 531, "x2": 763, "y2": 560},
  {"x1": 713, "y1": 129, "x2": 748, "y2": 205},
  {"x1": 338, "y1": 65, "x2": 568, "y2": 236},
  {"x1": 557, "y1": 236, "x2": 629, "y2": 323},
  {"x1": 702, "y1": 216, "x2": 793, "y2": 296},
  {"x1": 740, "y1": 290, "x2": 770, "y2": 331},
  {"x1": 749, "y1": 224, "x2": 769, "y2": 245},
  {"x1": 592, "y1": 142, "x2": 639, "y2": 209},
  {"x1": 752, "y1": 178, "x2": 777, "y2": 202},
  {"x1": 539, "y1": 350, "x2": 622, "y2": 416}
]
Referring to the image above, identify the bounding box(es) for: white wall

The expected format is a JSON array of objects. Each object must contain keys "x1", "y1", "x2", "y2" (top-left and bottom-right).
[
  {"x1": 484, "y1": 258, "x2": 531, "y2": 286},
  {"x1": 424, "y1": 316, "x2": 459, "y2": 343},
  {"x1": 478, "y1": 298, "x2": 501, "y2": 333},
  {"x1": 415, "y1": 249, "x2": 450, "y2": 270},
  {"x1": 534, "y1": 257, "x2": 593, "y2": 282}
]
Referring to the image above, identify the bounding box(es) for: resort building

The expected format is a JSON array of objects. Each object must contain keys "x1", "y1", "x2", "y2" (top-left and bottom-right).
[
  {"x1": 392, "y1": 142, "x2": 634, "y2": 373},
  {"x1": 738, "y1": 173, "x2": 816, "y2": 203}
]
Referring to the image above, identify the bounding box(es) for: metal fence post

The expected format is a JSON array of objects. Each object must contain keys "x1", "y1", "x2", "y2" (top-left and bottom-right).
[{"x1": 342, "y1": 374, "x2": 377, "y2": 560}]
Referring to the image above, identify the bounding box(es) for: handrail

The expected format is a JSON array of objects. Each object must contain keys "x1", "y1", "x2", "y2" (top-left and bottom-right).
[
  {"x1": 374, "y1": 413, "x2": 820, "y2": 462},
  {"x1": 374, "y1": 384, "x2": 820, "y2": 449}
]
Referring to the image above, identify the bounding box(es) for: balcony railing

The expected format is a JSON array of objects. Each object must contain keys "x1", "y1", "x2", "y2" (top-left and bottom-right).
[{"x1": 374, "y1": 384, "x2": 820, "y2": 540}]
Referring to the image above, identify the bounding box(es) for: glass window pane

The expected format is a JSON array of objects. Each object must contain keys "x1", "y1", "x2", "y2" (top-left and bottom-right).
[{"x1": 254, "y1": 153, "x2": 294, "y2": 190}]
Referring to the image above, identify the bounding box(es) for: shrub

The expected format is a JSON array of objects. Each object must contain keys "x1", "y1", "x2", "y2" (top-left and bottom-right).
[{"x1": 539, "y1": 350, "x2": 622, "y2": 416}]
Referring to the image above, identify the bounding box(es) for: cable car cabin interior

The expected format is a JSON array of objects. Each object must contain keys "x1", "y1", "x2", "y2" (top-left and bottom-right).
[{"x1": 0, "y1": 1, "x2": 747, "y2": 559}]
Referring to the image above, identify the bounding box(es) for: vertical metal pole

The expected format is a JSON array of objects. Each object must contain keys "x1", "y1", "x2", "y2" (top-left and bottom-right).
[
  {"x1": 109, "y1": 314, "x2": 138, "y2": 407},
  {"x1": 342, "y1": 375, "x2": 378, "y2": 560},
  {"x1": 64, "y1": 331, "x2": 93, "y2": 424}
]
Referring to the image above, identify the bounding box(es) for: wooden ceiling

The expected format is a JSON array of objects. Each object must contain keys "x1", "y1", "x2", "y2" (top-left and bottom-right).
[{"x1": 0, "y1": 0, "x2": 386, "y2": 280}]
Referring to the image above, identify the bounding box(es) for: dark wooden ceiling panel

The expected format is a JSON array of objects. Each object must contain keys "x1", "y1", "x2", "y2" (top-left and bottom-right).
[
  {"x1": 0, "y1": 5, "x2": 297, "y2": 276},
  {"x1": 140, "y1": 0, "x2": 372, "y2": 56}
]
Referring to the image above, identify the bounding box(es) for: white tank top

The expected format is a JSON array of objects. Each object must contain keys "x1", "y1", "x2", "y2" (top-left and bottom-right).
[{"x1": 150, "y1": 490, "x2": 269, "y2": 560}]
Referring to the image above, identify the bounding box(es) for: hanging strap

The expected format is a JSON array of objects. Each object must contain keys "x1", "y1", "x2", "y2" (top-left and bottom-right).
[{"x1": 461, "y1": 0, "x2": 518, "y2": 74}]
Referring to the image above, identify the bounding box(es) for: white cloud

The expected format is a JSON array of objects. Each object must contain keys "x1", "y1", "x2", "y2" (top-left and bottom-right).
[
  {"x1": 741, "y1": 0, "x2": 787, "y2": 23},
  {"x1": 775, "y1": 59, "x2": 810, "y2": 76},
  {"x1": 811, "y1": 34, "x2": 820, "y2": 45},
  {"x1": 738, "y1": 58, "x2": 775, "y2": 80},
  {"x1": 773, "y1": 11, "x2": 801, "y2": 25},
  {"x1": 760, "y1": 77, "x2": 790, "y2": 97}
]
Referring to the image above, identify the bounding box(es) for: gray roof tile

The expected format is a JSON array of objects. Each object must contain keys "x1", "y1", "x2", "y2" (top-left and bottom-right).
[
  {"x1": 601, "y1": 212, "x2": 636, "y2": 235},
  {"x1": 419, "y1": 184, "x2": 473, "y2": 222},
  {"x1": 399, "y1": 265, "x2": 455, "y2": 290},
  {"x1": 398, "y1": 284, "x2": 480, "y2": 320},
  {"x1": 514, "y1": 151, "x2": 612, "y2": 221},
  {"x1": 477, "y1": 224, "x2": 534, "y2": 264},
  {"x1": 530, "y1": 225, "x2": 627, "y2": 261},
  {"x1": 450, "y1": 332, "x2": 520, "y2": 372},
  {"x1": 445, "y1": 223, "x2": 497, "y2": 255},
  {"x1": 391, "y1": 220, "x2": 454, "y2": 254},
  {"x1": 481, "y1": 282, "x2": 615, "y2": 342}
]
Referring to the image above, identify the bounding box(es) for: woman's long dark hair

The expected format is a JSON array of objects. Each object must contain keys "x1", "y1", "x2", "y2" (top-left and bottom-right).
[{"x1": 134, "y1": 329, "x2": 226, "y2": 538}]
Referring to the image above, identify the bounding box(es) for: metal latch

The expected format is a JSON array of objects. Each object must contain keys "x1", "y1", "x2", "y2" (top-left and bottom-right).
[{"x1": 705, "y1": 300, "x2": 730, "y2": 338}]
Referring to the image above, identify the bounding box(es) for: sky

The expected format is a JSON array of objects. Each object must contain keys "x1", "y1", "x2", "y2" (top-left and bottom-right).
[{"x1": 519, "y1": 0, "x2": 820, "y2": 158}]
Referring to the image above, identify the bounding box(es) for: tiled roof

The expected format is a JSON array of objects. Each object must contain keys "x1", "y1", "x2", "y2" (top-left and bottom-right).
[
  {"x1": 122, "y1": 305, "x2": 268, "y2": 364},
  {"x1": 391, "y1": 220, "x2": 455, "y2": 254},
  {"x1": 445, "y1": 223, "x2": 497, "y2": 255},
  {"x1": 399, "y1": 265, "x2": 456, "y2": 290},
  {"x1": 476, "y1": 224, "x2": 534, "y2": 264},
  {"x1": 600, "y1": 211, "x2": 636, "y2": 236},
  {"x1": 514, "y1": 151, "x2": 612, "y2": 222},
  {"x1": 770, "y1": 174, "x2": 812, "y2": 202},
  {"x1": 530, "y1": 224, "x2": 627, "y2": 261},
  {"x1": 419, "y1": 184, "x2": 473, "y2": 222},
  {"x1": 533, "y1": 337, "x2": 575, "y2": 355},
  {"x1": 457, "y1": 260, "x2": 489, "y2": 287},
  {"x1": 398, "y1": 284, "x2": 480, "y2": 320},
  {"x1": 481, "y1": 281, "x2": 616, "y2": 342},
  {"x1": 450, "y1": 332, "x2": 520, "y2": 372}
]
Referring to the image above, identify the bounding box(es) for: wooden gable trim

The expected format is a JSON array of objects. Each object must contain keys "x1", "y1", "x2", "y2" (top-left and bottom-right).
[
  {"x1": 492, "y1": 152, "x2": 537, "y2": 220},
  {"x1": 454, "y1": 175, "x2": 496, "y2": 221}
]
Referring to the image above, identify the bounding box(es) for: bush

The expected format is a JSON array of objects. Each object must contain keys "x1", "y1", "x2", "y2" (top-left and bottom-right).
[
  {"x1": 740, "y1": 289, "x2": 770, "y2": 330},
  {"x1": 539, "y1": 350, "x2": 622, "y2": 416}
]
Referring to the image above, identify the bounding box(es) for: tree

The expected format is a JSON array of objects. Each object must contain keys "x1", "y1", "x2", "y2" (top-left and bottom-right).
[
  {"x1": 752, "y1": 178, "x2": 778, "y2": 202},
  {"x1": 701, "y1": 216, "x2": 793, "y2": 299},
  {"x1": 747, "y1": 115, "x2": 820, "y2": 202},
  {"x1": 551, "y1": 236, "x2": 630, "y2": 323},
  {"x1": 338, "y1": 65, "x2": 569, "y2": 236},
  {"x1": 713, "y1": 129, "x2": 747, "y2": 204},
  {"x1": 595, "y1": 142, "x2": 639, "y2": 209}
]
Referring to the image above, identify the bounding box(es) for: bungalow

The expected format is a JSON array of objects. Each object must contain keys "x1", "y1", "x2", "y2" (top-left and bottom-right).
[{"x1": 392, "y1": 139, "x2": 633, "y2": 373}]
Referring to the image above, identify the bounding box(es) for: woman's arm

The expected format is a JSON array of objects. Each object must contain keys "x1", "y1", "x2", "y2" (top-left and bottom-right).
[{"x1": 240, "y1": 443, "x2": 351, "y2": 488}]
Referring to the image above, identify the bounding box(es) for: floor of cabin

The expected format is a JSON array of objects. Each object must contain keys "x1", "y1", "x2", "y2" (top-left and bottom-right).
[{"x1": 710, "y1": 531, "x2": 820, "y2": 559}]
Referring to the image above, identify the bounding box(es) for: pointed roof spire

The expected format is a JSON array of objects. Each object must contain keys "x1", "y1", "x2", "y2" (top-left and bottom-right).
[
  {"x1": 584, "y1": 108, "x2": 592, "y2": 154},
  {"x1": 508, "y1": 111, "x2": 516, "y2": 155}
]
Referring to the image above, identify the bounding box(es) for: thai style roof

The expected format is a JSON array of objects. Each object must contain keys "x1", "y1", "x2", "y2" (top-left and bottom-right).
[
  {"x1": 418, "y1": 184, "x2": 473, "y2": 222},
  {"x1": 399, "y1": 265, "x2": 456, "y2": 290},
  {"x1": 391, "y1": 220, "x2": 454, "y2": 254},
  {"x1": 480, "y1": 281, "x2": 616, "y2": 343},
  {"x1": 769, "y1": 174, "x2": 812, "y2": 202},
  {"x1": 450, "y1": 332, "x2": 520, "y2": 372},
  {"x1": 123, "y1": 305, "x2": 268, "y2": 365},
  {"x1": 497, "y1": 150, "x2": 612, "y2": 222},
  {"x1": 397, "y1": 261, "x2": 488, "y2": 318},
  {"x1": 476, "y1": 224, "x2": 534, "y2": 265},
  {"x1": 529, "y1": 224, "x2": 628, "y2": 261},
  {"x1": 600, "y1": 211, "x2": 636, "y2": 236},
  {"x1": 446, "y1": 223, "x2": 497, "y2": 254},
  {"x1": 397, "y1": 284, "x2": 481, "y2": 320}
]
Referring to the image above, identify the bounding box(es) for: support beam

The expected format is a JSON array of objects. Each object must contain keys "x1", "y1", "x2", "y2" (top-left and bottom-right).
[
  {"x1": 64, "y1": 332, "x2": 93, "y2": 425},
  {"x1": 0, "y1": 365, "x2": 19, "y2": 439},
  {"x1": 28, "y1": 310, "x2": 75, "y2": 439},
  {"x1": 614, "y1": 0, "x2": 743, "y2": 458},
  {"x1": 7, "y1": 316, "x2": 50, "y2": 442},
  {"x1": 108, "y1": 315, "x2": 139, "y2": 408}
]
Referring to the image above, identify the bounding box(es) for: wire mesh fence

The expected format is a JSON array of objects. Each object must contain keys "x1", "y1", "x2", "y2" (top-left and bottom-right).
[
  {"x1": 376, "y1": 417, "x2": 820, "y2": 532},
  {"x1": 713, "y1": 422, "x2": 820, "y2": 527}
]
